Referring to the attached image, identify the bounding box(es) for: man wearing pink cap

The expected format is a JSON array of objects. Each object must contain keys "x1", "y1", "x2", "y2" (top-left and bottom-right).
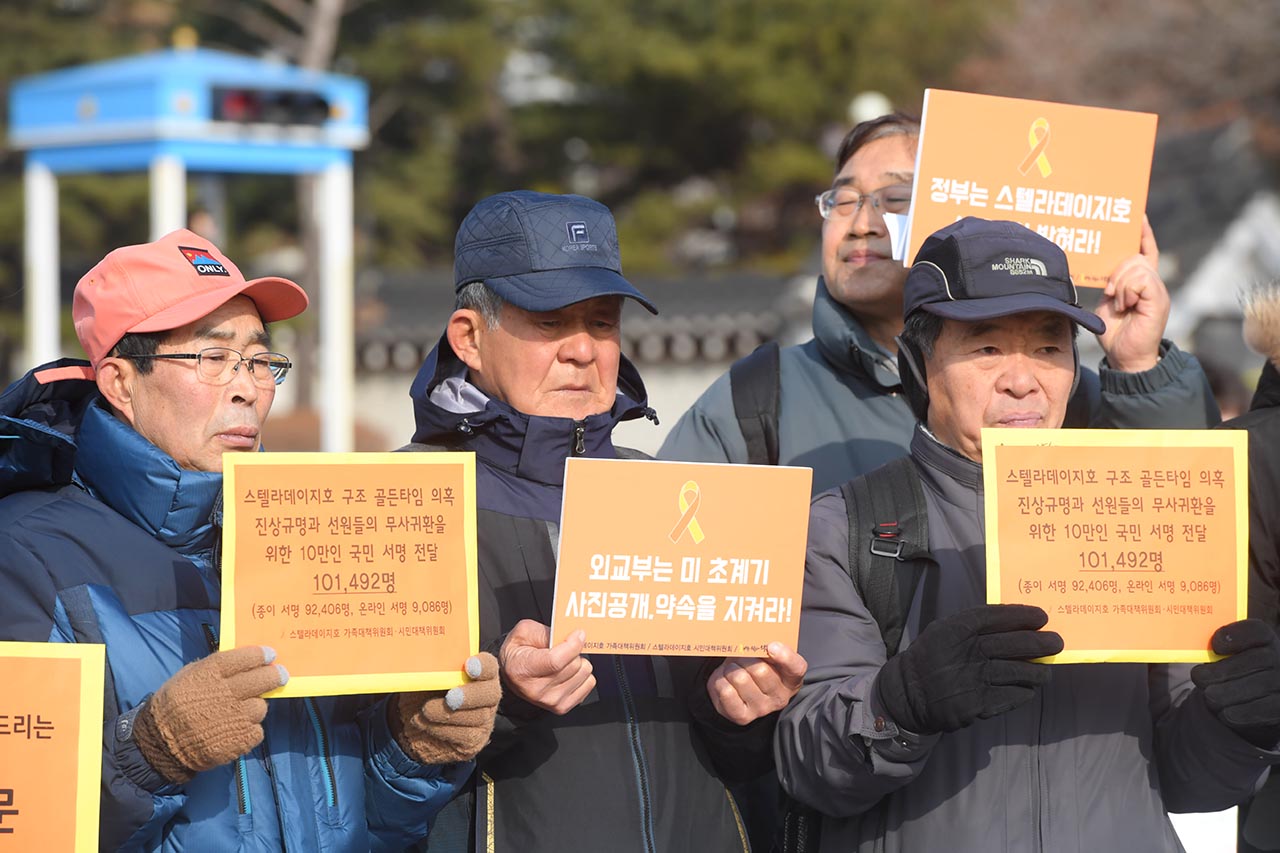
[{"x1": 0, "y1": 230, "x2": 498, "y2": 850}]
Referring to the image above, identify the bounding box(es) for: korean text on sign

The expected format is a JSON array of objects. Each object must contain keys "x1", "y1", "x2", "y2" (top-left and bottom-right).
[{"x1": 222, "y1": 453, "x2": 479, "y2": 697}]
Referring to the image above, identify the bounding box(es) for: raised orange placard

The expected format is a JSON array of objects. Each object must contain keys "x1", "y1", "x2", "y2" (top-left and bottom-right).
[
  {"x1": 983, "y1": 429, "x2": 1248, "y2": 662},
  {"x1": 222, "y1": 453, "x2": 479, "y2": 697},
  {"x1": 0, "y1": 642, "x2": 104, "y2": 851},
  {"x1": 908, "y1": 89, "x2": 1158, "y2": 287},
  {"x1": 551, "y1": 459, "x2": 812, "y2": 656}
]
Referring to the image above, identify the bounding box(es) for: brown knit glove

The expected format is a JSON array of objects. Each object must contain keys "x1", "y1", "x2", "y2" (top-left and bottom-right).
[
  {"x1": 133, "y1": 646, "x2": 288, "y2": 784},
  {"x1": 390, "y1": 653, "x2": 501, "y2": 765}
]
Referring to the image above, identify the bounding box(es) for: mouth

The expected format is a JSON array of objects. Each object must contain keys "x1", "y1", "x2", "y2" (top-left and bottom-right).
[
  {"x1": 996, "y1": 413, "x2": 1045, "y2": 428},
  {"x1": 216, "y1": 426, "x2": 260, "y2": 448},
  {"x1": 842, "y1": 248, "x2": 889, "y2": 265}
]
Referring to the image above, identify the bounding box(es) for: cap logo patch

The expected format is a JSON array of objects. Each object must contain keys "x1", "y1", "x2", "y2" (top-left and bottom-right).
[
  {"x1": 179, "y1": 246, "x2": 230, "y2": 277},
  {"x1": 562, "y1": 221, "x2": 597, "y2": 253},
  {"x1": 991, "y1": 256, "x2": 1046, "y2": 277},
  {"x1": 565, "y1": 221, "x2": 589, "y2": 243}
]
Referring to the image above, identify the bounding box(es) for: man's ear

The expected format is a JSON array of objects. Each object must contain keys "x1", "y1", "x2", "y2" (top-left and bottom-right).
[
  {"x1": 446, "y1": 309, "x2": 486, "y2": 373},
  {"x1": 95, "y1": 357, "x2": 138, "y2": 427}
]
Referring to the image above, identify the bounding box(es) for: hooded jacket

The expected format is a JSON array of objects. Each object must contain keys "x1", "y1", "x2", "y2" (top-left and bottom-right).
[
  {"x1": 658, "y1": 278, "x2": 1220, "y2": 493},
  {"x1": 407, "y1": 338, "x2": 771, "y2": 853},
  {"x1": 777, "y1": 426, "x2": 1278, "y2": 853},
  {"x1": 0, "y1": 360, "x2": 468, "y2": 852}
]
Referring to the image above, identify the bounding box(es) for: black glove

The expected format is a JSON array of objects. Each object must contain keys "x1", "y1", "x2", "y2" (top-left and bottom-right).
[
  {"x1": 875, "y1": 604, "x2": 1064, "y2": 735},
  {"x1": 1191, "y1": 619, "x2": 1280, "y2": 748}
]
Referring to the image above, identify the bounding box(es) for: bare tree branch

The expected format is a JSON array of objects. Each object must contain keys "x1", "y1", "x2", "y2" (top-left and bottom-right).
[
  {"x1": 368, "y1": 90, "x2": 404, "y2": 136},
  {"x1": 298, "y1": 0, "x2": 344, "y2": 69},
  {"x1": 260, "y1": 0, "x2": 313, "y2": 30},
  {"x1": 187, "y1": 0, "x2": 304, "y2": 59}
]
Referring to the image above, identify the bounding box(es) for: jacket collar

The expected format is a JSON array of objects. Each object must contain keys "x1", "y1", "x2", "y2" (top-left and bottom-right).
[
  {"x1": 910, "y1": 423, "x2": 984, "y2": 496},
  {"x1": 811, "y1": 277, "x2": 901, "y2": 390},
  {"x1": 1250, "y1": 360, "x2": 1280, "y2": 412},
  {"x1": 74, "y1": 399, "x2": 223, "y2": 556},
  {"x1": 409, "y1": 334, "x2": 654, "y2": 487}
]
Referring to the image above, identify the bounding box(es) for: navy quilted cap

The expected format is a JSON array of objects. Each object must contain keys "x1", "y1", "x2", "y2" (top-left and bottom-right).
[{"x1": 454, "y1": 190, "x2": 658, "y2": 314}]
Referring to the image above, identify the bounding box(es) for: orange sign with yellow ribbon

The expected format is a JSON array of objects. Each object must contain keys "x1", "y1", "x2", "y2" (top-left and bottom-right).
[
  {"x1": 907, "y1": 89, "x2": 1158, "y2": 288},
  {"x1": 552, "y1": 459, "x2": 812, "y2": 656}
]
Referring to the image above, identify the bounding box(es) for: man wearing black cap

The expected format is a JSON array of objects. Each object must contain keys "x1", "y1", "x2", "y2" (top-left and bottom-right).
[
  {"x1": 406, "y1": 190, "x2": 804, "y2": 852},
  {"x1": 659, "y1": 114, "x2": 1219, "y2": 493},
  {"x1": 775, "y1": 218, "x2": 1280, "y2": 852}
]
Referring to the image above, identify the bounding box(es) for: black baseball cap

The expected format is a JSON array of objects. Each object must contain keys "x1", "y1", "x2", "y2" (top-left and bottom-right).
[
  {"x1": 453, "y1": 190, "x2": 657, "y2": 314},
  {"x1": 903, "y1": 217, "x2": 1104, "y2": 334}
]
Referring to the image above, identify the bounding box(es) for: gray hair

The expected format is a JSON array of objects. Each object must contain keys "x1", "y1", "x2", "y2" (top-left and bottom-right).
[
  {"x1": 898, "y1": 310, "x2": 946, "y2": 360},
  {"x1": 455, "y1": 281, "x2": 504, "y2": 329}
]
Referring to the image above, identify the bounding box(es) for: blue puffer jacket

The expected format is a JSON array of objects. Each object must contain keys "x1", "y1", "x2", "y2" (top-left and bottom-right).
[{"x1": 0, "y1": 360, "x2": 469, "y2": 852}]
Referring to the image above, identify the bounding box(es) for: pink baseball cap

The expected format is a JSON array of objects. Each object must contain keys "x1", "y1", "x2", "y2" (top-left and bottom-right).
[{"x1": 72, "y1": 228, "x2": 310, "y2": 365}]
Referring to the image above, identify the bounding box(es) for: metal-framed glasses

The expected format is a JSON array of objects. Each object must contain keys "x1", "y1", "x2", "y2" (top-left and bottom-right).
[
  {"x1": 125, "y1": 347, "x2": 293, "y2": 387},
  {"x1": 814, "y1": 183, "x2": 912, "y2": 220}
]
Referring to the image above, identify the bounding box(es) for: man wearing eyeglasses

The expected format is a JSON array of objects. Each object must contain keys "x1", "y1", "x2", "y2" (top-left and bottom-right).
[
  {"x1": 659, "y1": 112, "x2": 1218, "y2": 494},
  {"x1": 0, "y1": 230, "x2": 496, "y2": 850},
  {"x1": 658, "y1": 112, "x2": 1219, "y2": 853}
]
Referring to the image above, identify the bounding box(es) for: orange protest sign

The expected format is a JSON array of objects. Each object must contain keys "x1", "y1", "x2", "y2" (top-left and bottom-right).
[
  {"x1": 0, "y1": 642, "x2": 104, "y2": 851},
  {"x1": 983, "y1": 429, "x2": 1248, "y2": 662},
  {"x1": 551, "y1": 459, "x2": 812, "y2": 656},
  {"x1": 222, "y1": 453, "x2": 478, "y2": 697},
  {"x1": 907, "y1": 89, "x2": 1158, "y2": 287}
]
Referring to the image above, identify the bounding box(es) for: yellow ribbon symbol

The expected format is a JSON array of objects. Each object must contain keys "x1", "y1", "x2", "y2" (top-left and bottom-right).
[
  {"x1": 1018, "y1": 117, "x2": 1052, "y2": 178},
  {"x1": 668, "y1": 480, "x2": 705, "y2": 545}
]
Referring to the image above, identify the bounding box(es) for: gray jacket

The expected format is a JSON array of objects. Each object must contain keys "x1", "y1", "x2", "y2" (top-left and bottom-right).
[
  {"x1": 658, "y1": 278, "x2": 1220, "y2": 493},
  {"x1": 776, "y1": 427, "x2": 1278, "y2": 853}
]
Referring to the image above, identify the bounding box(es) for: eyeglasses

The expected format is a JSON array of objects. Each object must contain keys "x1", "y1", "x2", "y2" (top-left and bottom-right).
[
  {"x1": 815, "y1": 183, "x2": 912, "y2": 220},
  {"x1": 124, "y1": 347, "x2": 293, "y2": 387}
]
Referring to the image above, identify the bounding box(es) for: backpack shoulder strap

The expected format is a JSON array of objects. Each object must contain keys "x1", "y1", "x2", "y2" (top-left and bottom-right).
[
  {"x1": 729, "y1": 341, "x2": 781, "y2": 466},
  {"x1": 839, "y1": 455, "x2": 931, "y2": 658}
]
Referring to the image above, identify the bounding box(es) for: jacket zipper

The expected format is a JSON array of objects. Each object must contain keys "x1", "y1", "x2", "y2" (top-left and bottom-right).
[
  {"x1": 613, "y1": 657, "x2": 656, "y2": 853},
  {"x1": 304, "y1": 698, "x2": 338, "y2": 808},
  {"x1": 235, "y1": 756, "x2": 252, "y2": 815},
  {"x1": 573, "y1": 422, "x2": 586, "y2": 455}
]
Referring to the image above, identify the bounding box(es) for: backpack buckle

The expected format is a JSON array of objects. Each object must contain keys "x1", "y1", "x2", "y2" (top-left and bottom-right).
[{"x1": 870, "y1": 522, "x2": 905, "y2": 560}]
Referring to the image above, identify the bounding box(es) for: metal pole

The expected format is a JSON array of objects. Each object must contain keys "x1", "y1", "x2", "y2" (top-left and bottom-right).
[
  {"x1": 318, "y1": 158, "x2": 355, "y2": 452},
  {"x1": 149, "y1": 154, "x2": 187, "y2": 240},
  {"x1": 24, "y1": 159, "x2": 60, "y2": 367}
]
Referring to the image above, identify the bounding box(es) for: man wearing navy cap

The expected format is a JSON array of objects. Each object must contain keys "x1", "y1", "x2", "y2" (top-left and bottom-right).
[
  {"x1": 776, "y1": 218, "x2": 1280, "y2": 852},
  {"x1": 406, "y1": 191, "x2": 805, "y2": 852}
]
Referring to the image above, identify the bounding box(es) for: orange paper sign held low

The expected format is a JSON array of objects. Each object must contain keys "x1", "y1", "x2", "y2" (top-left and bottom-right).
[
  {"x1": 0, "y1": 642, "x2": 104, "y2": 851},
  {"x1": 983, "y1": 429, "x2": 1248, "y2": 662},
  {"x1": 908, "y1": 89, "x2": 1158, "y2": 288},
  {"x1": 222, "y1": 453, "x2": 479, "y2": 697},
  {"x1": 551, "y1": 459, "x2": 812, "y2": 657}
]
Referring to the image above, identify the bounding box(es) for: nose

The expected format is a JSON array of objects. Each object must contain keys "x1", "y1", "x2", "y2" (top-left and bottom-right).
[
  {"x1": 227, "y1": 358, "x2": 263, "y2": 405},
  {"x1": 997, "y1": 353, "x2": 1038, "y2": 398},
  {"x1": 558, "y1": 327, "x2": 596, "y2": 366},
  {"x1": 846, "y1": 197, "x2": 886, "y2": 238}
]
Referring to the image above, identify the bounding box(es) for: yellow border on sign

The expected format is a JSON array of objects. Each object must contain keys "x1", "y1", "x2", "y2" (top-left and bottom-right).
[
  {"x1": 981, "y1": 428, "x2": 1249, "y2": 663},
  {"x1": 0, "y1": 641, "x2": 105, "y2": 852},
  {"x1": 222, "y1": 452, "x2": 479, "y2": 697}
]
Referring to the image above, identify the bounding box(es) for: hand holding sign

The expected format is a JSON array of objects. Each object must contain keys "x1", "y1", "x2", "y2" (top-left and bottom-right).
[
  {"x1": 499, "y1": 620, "x2": 596, "y2": 715},
  {"x1": 875, "y1": 604, "x2": 1064, "y2": 735},
  {"x1": 706, "y1": 642, "x2": 807, "y2": 725},
  {"x1": 135, "y1": 646, "x2": 288, "y2": 783},
  {"x1": 1096, "y1": 216, "x2": 1170, "y2": 373},
  {"x1": 1191, "y1": 619, "x2": 1280, "y2": 748},
  {"x1": 390, "y1": 653, "x2": 502, "y2": 764}
]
